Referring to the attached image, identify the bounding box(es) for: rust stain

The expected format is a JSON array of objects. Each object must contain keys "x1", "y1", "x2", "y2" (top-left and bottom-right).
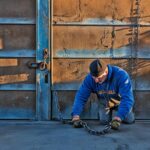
[
  {"x1": 53, "y1": 0, "x2": 150, "y2": 24},
  {"x1": 53, "y1": 26, "x2": 130, "y2": 53},
  {"x1": 136, "y1": 60, "x2": 150, "y2": 76},
  {"x1": 53, "y1": 0, "x2": 81, "y2": 23},
  {"x1": 52, "y1": 59, "x2": 150, "y2": 84},
  {"x1": 47, "y1": 63, "x2": 51, "y2": 72},
  {"x1": 0, "y1": 73, "x2": 29, "y2": 84},
  {"x1": 53, "y1": 26, "x2": 150, "y2": 58},
  {"x1": 0, "y1": 59, "x2": 18, "y2": 67}
]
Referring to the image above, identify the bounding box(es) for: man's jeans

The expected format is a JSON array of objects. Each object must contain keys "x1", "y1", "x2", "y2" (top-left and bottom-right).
[{"x1": 98, "y1": 104, "x2": 135, "y2": 125}]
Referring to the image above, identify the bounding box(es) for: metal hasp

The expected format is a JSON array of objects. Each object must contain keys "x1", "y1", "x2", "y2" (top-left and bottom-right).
[
  {"x1": 27, "y1": 48, "x2": 49, "y2": 70},
  {"x1": 36, "y1": 0, "x2": 50, "y2": 120}
]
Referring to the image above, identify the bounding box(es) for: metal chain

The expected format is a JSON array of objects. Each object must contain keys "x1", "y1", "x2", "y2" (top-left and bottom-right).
[
  {"x1": 54, "y1": 91, "x2": 112, "y2": 136},
  {"x1": 62, "y1": 120, "x2": 112, "y2": 136},
  {"x1": 80, "y1": 121, "x2": 112, "y2": 136}
]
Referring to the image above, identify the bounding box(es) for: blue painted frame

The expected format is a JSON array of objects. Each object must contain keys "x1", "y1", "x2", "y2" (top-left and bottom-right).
[
  {"x1": 0, "y1": 49, "x2": 35, "y2": 58},
  {"x1": 0, "y1": 18, "x2": 35, "y2": 25},
  {"x1": 36, "y1": 0, "x2": 50, "y2": 120},
  {"x1": 0, "y1": 84, "x2": 35, "y2": 91}
]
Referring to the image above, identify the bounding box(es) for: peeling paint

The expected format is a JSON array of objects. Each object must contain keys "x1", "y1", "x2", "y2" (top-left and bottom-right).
[
  {"x1": 52, "y1": 0, "x2": 150, "y2": 120},
  {"x1": 53, "y1": 0, "x2": 150, "y2": 24},
  {"x1": 0, "y1": 18, "x2": 35, "y2": 25},
  {"x1": 0, "y1": 84, "x2": 35, "y2": 91},
  {"x1": 0, "y1": 49, "x2": 35, "y2": 58},
  {"x1": 56, "y1": 49, "x2": 111, "y2": 58},
  {"x1": 54, "y1": 18, "x2": 131, "y2": 25},
  {"x1": 0, "y1": 59, "x2": 18, "y2": 67},
  {"x1": 55, "y1": 45, "x2": 150, "y2": 58},
  {"x1": 36, "y1": 73, "x2": 41, "y2": 93},
  {"x1": 0, "y1": 73, "x2": 29, "y2": 84}
]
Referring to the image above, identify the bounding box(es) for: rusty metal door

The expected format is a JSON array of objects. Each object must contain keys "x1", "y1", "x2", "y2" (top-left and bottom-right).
[
  {"x1": 0, "y1": 0, "x2": 50, "y2": 120},
  {"x1": 52, "y1": 0, "x2": 150, "y2": 120}
]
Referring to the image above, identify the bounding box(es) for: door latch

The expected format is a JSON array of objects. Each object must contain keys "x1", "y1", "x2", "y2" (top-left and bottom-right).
[{"x1": 27, "y1": 48, "x2": 49, "y2": 70}]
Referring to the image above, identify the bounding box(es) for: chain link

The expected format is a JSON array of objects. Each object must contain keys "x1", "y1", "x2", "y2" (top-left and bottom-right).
[
  {"x1": 54, "y1": 91, "x2": 112, "y2": 136},
  {"x1": 80, "y1": 121, "x2": 112, "y2": 136}
]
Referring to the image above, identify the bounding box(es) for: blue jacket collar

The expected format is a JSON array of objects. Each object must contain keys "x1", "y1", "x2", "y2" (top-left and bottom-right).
[{"x1": 105, "y1": 65, "x2": 113, "y2": 82}]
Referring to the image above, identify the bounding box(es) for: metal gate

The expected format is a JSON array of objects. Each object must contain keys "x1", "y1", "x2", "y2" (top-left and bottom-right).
[
  {"x1": 0, "y1": 0, "x2": 50, "y2": 120},
  {"x1": 52, "y1": 0, "x2": 150, "y2": 120}
]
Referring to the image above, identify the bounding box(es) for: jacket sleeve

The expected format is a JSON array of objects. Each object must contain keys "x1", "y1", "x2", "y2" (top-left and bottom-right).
[
  {"x1": 116, "y1": 72, "x2": 134, "y2": 120},
  {"x1": 71, "y1": 75, "x2": 93, "y2": 116}
]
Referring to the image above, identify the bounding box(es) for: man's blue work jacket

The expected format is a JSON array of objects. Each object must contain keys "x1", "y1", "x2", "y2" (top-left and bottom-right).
[{"x1": 71, "y1": 65, "x2": 134, "y2": 120}]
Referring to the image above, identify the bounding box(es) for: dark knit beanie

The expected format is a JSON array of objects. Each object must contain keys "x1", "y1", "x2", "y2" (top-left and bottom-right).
[{"x1": 89, "y1": 59, "x2": 107, "y2": 77}]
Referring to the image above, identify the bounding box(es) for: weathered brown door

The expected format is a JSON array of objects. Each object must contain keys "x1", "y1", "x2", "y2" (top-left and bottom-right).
[{"x1": 52, "y1": 0, "x2": 150, "y2": 120}]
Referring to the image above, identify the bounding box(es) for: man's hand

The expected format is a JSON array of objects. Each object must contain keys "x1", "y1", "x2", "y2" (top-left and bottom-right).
[
  {"x1": 72, "y1": 115, "x2": 82, "y2": 128},
  {"x1": 111, "y1": 116, "x2": 121, "y2": 130},
  {"x1": 105, "y1": 98, "x2": 120, "y2": 114},
  {"x1": 108, "y1": 98, "x2": 120, "y2": 108}
]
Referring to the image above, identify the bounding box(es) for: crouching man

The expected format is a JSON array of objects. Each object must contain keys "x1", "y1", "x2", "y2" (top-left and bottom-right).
[{"x1": 71, "y1": 59, "x2": 135, "y2": 130}]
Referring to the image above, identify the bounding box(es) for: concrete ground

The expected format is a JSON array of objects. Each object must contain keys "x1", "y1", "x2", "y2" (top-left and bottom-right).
[{"x1": 0, "y1": 120, "x2": 149, "y2": 150}]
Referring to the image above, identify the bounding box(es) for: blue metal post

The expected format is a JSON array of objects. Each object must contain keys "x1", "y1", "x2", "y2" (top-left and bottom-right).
[{"x1": 36, "y1": 0, "x2": 50, "y2": 120}]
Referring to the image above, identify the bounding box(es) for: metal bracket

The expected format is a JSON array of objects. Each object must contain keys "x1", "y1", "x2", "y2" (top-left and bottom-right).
[{"x1": 27, "y1": 61, "x2": 47, "y2": 70}]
